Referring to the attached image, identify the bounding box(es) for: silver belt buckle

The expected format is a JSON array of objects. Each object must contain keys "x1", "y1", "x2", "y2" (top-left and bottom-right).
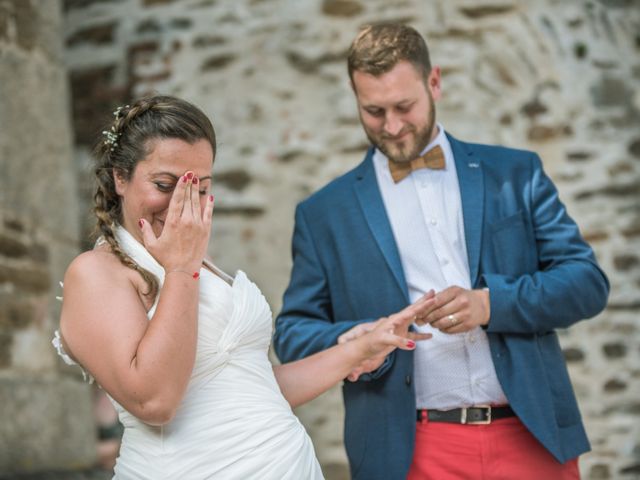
[{"x1": 462, "y1": 405, "x2": 492, "y2": 425}]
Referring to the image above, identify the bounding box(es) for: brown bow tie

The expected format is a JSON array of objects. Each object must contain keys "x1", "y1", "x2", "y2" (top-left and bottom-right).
[{"x1": 388, "y1": 145, "x2": 445, "y2": 183}]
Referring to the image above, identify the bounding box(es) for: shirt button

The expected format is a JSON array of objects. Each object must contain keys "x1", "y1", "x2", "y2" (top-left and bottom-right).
[
  {"x1": 468, "y1": 334, "x2": 476, "y2": 343},
  {"x1": 430, "y1": 218, "x2": 437, "y2": 225},
  {"x1": 405, "y1": 375, "x2": 412, "y2": 386}
]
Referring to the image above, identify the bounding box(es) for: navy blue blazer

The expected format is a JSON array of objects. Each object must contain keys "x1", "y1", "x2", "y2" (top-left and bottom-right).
[{"x1": 273, "y1": 135, "x2": 609, "y2": 480}]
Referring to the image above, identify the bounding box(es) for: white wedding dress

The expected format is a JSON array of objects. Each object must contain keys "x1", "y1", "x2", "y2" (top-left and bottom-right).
[{"x1": 53, "y1": 226, "x2": 323, "y2": 479}]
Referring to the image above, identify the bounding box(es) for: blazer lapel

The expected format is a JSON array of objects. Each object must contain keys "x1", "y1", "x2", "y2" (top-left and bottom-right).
[
  {"x1": 353, "y1": 149, "x2": 409, "y2": 301},
  {"x1": 448, "y1": 134, "x2": 485, "y2": 286}
]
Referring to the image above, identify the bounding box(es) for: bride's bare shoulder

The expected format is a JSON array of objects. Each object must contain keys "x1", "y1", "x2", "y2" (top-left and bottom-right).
[{"x1": 64, "y1": 245, "x2": 133, "y2": 289}]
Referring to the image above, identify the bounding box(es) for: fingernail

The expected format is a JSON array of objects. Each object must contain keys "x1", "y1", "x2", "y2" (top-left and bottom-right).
[
  {"x1": 138, "y1": 219, "x2": 144, "y2": 228},
  {"x1": 407, "y1": 340, "x2": 416, "y2": 348},
  {"x1": 209, "y1": 194, "x2": 214, "y2": 202},
  {"x1": 182, "y1": 175, "x2": 188, "y2": 183},
  {"x1": 186, "y1": 172, "x2": 194, "y2": 180},
  {"x1": 192, "y1": 176, "x2": 198, "y2": 185}
]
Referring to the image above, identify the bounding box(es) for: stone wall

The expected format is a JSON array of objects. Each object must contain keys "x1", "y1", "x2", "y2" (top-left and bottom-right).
[
  {"x1": 0, "y1": 0, "x2": 96, "y2": 475},
  {"x1": 22, "y1": 0, "x2": 639, "y2": 478}
]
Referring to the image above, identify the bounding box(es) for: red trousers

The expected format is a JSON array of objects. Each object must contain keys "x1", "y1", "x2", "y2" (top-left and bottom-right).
[{"x1": 407, "y1": 416, "x2": 580, "y2": 480}]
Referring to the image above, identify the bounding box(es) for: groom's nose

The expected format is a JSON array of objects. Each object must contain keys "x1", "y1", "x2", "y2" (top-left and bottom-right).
[{"x1": 383, "y1": 112, "x2": 404, "y2": 137}]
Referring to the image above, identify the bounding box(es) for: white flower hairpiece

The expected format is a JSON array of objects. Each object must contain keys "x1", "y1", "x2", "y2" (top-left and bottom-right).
[
  {"x1": 102, "y1": 126, "x2": 119, "y2": 151},
  {"x1": 102, "y1": 104, "x2": 130, "y2": 152},
  {"x1": 113, "y1": 104, "x2": 129, "y2": 118}
]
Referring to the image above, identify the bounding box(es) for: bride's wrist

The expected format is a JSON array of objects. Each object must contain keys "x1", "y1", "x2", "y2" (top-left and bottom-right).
[
  {"x1": 164, "y1": 260, "x2": 202, "y2": 279},
  {"x1": 166, "y1": 268, "x2": 201, "y2": 280}
]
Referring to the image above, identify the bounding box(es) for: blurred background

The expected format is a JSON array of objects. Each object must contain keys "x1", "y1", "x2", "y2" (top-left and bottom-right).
[{"x1": 0, "y1": 0, "x2": 638, "y2": 479}]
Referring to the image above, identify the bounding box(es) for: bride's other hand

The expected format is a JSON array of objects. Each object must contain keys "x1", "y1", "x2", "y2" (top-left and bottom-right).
[
  {"x1": 338, "y1": 292, "x2": 433, "y2": 382},
  {"x1": 274, "y1": 293, "x2": 434, "y2": 406},
  {"x1": 338, "y1": 290, "x2": 435, "y2": 346},
  {"x1": 346, "y1": 293, "x2": 435, "y2": 381},
  {"x1": 337, "y1": 319, "x2": 380, "y2": 345},
  {"x1": 139, "y1": 171, "x2": 214, "y2": 273}
]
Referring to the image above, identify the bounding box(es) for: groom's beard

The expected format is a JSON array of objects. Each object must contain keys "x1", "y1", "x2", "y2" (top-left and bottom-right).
[{"x1": 365, "y1": 93, "x2": 437, "y2": 164}]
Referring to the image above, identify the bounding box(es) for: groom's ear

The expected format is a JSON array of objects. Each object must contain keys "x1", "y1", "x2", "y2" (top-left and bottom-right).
[{"x1": 426, "y1": 66, "x2": 442, "y2": 102}]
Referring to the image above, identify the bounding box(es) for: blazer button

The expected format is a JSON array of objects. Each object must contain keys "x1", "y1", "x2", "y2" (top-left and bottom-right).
[{"x1": 405, "y1": 375, "x2": 412, "y2": 386}]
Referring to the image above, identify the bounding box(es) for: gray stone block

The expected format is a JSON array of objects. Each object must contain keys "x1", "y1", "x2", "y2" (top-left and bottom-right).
[{"x1": 0, "y1": 376, "x2": 96, "y2": 474}]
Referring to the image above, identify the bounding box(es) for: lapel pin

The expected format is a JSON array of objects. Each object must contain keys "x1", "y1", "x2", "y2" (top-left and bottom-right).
[{"x1": 468, "y1": 162, "x2": 480, "y2": 168}]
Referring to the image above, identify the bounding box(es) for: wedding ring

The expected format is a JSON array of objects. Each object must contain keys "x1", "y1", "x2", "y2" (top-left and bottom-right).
[{"x1": 448, "y1": 314, "x2": 456, "y2": 325}]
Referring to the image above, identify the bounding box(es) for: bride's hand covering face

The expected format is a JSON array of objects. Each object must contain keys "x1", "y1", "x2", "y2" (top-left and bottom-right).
[
  {"x1": 136, "y1": 167, "x2": 214, "y2": 274},
  {"x1": 112, "y1": 134, "x2": 215, "y2": 275}
]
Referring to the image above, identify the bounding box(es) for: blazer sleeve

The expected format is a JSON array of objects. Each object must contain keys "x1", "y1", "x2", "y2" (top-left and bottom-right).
[
  {"x1": 482, "y1": 153, "x2": 609, "y2": 334},
  {"x1": 273, "y1": 203, "x2": 363, "y2": 362}
]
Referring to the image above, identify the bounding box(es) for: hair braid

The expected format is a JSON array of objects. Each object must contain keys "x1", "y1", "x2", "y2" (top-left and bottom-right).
[{"x1": 93, "y1": 148, "x2": 160, "y2": 299}]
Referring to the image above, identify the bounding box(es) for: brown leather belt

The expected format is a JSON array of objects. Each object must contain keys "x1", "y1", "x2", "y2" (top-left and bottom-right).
[{"x1": 416, "y1": 405, "x2": 515, "y2": 425}]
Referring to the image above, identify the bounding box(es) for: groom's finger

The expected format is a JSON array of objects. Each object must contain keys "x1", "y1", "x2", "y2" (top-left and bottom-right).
[
  {"x1": 394, "y1": 298, "x2": 435, "y2": 329},
  {"x1": 412, "y1": 294, "x2": 441, "y2": 325},
  {"x1": 415, "y1": 289, "x2": 436, "y2": 304},
  {"x1": 399, "y1": 289, "x2": 437, "y2": 322}
]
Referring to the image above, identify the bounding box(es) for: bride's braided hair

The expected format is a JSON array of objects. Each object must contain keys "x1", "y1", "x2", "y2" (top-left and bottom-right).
[{"x1": 92, "y1": 95, "x2": 217, "y2": 298}]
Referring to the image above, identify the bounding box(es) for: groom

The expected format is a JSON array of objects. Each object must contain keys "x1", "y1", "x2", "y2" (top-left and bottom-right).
[{"x1": 274, "y1": 23, "x2": 609, "y2": 480}]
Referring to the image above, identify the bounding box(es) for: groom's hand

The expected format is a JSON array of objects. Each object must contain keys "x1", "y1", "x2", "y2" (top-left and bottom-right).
[{"x1": 419, "y1": 286, "x2": 490, "y2": 333}]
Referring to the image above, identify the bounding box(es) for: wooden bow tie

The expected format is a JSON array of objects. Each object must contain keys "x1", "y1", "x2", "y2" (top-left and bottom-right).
[{"x1": 389, "y1": 145, "x2": 445, "y2": 183}]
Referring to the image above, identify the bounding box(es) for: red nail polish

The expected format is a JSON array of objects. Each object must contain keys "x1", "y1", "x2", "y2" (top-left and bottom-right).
[
  {"x1": 186, "y1": 172, "x2": 194, "y2": 180},
  {"x1": 138, "y1": 219, "x2": 144, "y2": 228},
  {"x1": 182, "y1": 175, "x2": 188, "y2": 183},
  {"x1": 407, "y1": 340, "x2": 416, "y2": 348},
  {"x1": 192, "y1": 271, "x2": 200, "y2": 279},
  {"x1": 192, "y1": 177, "x2": 198, "y2": 184},
  {"x1": 209, "y1": 195, "x2": 214, "y2": 202}
]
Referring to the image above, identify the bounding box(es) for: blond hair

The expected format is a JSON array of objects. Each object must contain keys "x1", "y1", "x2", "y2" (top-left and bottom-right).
[{"x1": 347, "y1": 23, "x2": 432, "y2": 82}]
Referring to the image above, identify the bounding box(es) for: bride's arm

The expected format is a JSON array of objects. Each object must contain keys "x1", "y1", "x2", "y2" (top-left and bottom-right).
[
  {"x1": 60, "y1": 177, "x2": 213, "y2": 425},
  {"x1": 273, "y1": 298, "x2": 432, "y2": 408},
  {"x1": 60, "y1": 253, "x2": 200, "y2": 425}
]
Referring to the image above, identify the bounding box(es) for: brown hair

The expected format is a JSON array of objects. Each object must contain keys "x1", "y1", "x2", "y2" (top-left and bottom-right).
[
  {"x1": 92, "y1": 94, "x2": 217, "y2": 298},
  {"x1": 347, "y1": 23, "x2": 432, "y2": 83}
]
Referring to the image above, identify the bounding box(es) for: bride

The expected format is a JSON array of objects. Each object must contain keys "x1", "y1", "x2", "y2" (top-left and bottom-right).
[{"x1": 54, "y1": 95, "x2": 433, "y2": 479}]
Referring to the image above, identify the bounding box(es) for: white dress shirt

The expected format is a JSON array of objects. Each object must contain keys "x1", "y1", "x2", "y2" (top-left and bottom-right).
[{"x1": 372, "y1": 125, "x2": 507, "y2": 410}]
